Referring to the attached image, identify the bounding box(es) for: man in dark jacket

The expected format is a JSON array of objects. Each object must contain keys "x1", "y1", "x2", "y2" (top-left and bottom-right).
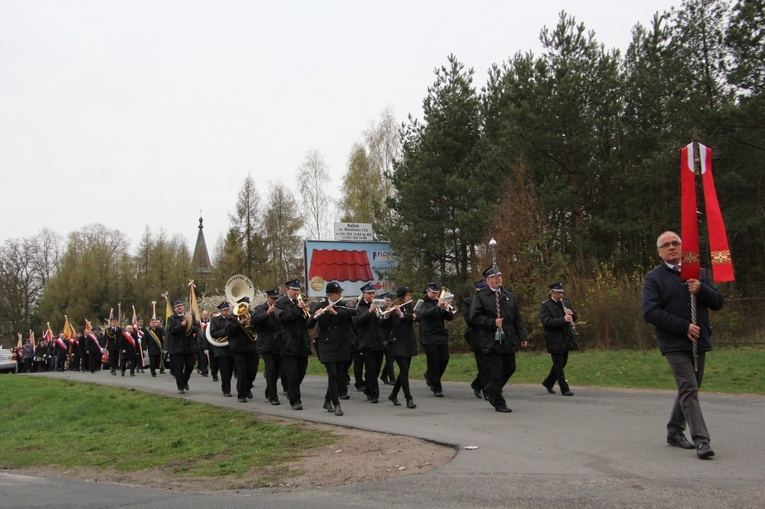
[
  {"x1": 354, "y1": 283, "x2": 385, "y2": 404},
  {"x1": 273, "y1": 280, "x2": 312, "y2": 410},
  {"x1": 252, "y1": 289, "x2": 283, "y2": 405},
  {"x1": 417, "y1": 282, "x2": 454, "y2": 397},
  {"x1": 227, "y1": 297, "x2": 259, "y2": 403},
  {"x1": 642, "y1": 231, "x2": 724, "y2": 460},
  {"x1": 539, "y1": 282, "x2": 578, "y2": 396},
  {"x1": 470, "y1": 267, "x2": 529, "y2": 412},
  {"x1": 104, "y1": 317, "x2": 121, "y2": 375},
  {"x1": 166, "y1": 299, "x2": 200, "y2": 394},
  {"x1": 145, "y1": 318, "x2": 165, "y2": 377},
  {"x1": 308, "y1": 281, "x2": 356, "y2": 416},
  {"x1": 209, "y1": 301, "x2": 234, "y2": 397},
  {"x1": 464, "y1": 281, "x2": 489, "y2": 399}
]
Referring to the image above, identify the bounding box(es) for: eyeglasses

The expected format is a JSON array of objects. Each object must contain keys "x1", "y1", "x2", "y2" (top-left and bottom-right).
[{"x1": 658, "y1": 240, "x2": 682, "y2": 249}]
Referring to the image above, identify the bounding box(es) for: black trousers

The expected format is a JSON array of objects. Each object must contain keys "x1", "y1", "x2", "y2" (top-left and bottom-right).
[
  {"x1": 120, "y1": 351, "x2": 135, "y2": 375},
  {"x1": 216, "y1": 356, "x2": 234, "y2": 395},
  {"x1": 391, "y1": 356, "x2": 413, "y2": 400},
  {"x1": 484, "y1": 352, "x2": 516, "y2": 408},
  {"x1": 323, "y1": 361, "x2": 345, "y2": 405},
  {"x1": 149, "y1": 354, "x2": 162, "y2": 375},
  {"x1": 209, "y1": 349, "x2": 219, "y2": 378},
  {"x1": 282, "y1": 355, "x2": 308, "y2": 406},
  {"x1": 543, "y1": 352, "x2": 570, "y2": 392},
  {"x1": 171, "y1": 352, "x2": 196, "y2": 390},
  {"x1": 381, "y1": 345, "x2": 396, "y2": 382},
  {"x1": 232, "y1": 351, "x2": 258, "y2": 399},
  {"x1": 352, "y1": 351, "x2": 365, "y2": 388},
  {"x1": 362, "y1": 350, "x2": 384, "y2": 399},
  {"x1": 196, "y1": 347, "x2": 209, "y2": 375},
  {"x1": 108, "y1": 349, "x2": 119, "y2": 373},
  {"x1": 423, "y1": 344, "x2": 450, "y2": 393},
  {"x1": 471, "y1": 350, "x2": 489, "y2": 394},
  {"x1": 261, "y1": 353, "x2": 281, "y2": 402}
]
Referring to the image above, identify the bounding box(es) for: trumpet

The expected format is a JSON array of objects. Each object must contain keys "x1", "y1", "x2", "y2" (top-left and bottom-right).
[
  {"x1": 297, "y1": 293, "x2": 311, "y2": 318},
  {"x1": 438, "y1": 287, "x2": 455, "y2": 313}
]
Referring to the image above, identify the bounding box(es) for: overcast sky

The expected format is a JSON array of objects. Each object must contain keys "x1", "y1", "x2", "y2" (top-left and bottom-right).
[{"x1": 1, "y1": 0, "x2": 678, "y2": 254}]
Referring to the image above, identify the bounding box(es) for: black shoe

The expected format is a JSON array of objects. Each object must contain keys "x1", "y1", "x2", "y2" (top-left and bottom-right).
[
  {"x1": 160, "y1": 370, "x2": 165, "y2": 374},
  {"x1": 542, "y1": 383, "x2": 555, "y2": 394},
  {"x1": 121, "y1": 371, "x2": 125, "y2": 377},
  {"x1": 270, "y1": 399, "x2": 280, "y2": 406},
  {"x1": 130, "y1": 373, "x2": 135, "y2": 377},
  {"x1": 495, "y1": 405, "x2": 512, "y2": 413},
  {"x1": 184, "y1": 384, "x2": 190, "y2": 391},
  {"x1": 424, "y1": 372, "x2": 431, "y2": 387},
  {"x1": 667, "y1": 432, "x2": 695, "y2": 449},
  {"x1": 322, "y1": 400, "x2": 334, "y2": 412},
  {"x1": 223, "y1": 392, "x2": 232, "y2": 397},
  {"x1": 238, "y1": 397, "x2": 247, "y2": 403},
  {"x1": 371, "y1": 398, "x2": 378, "y2": 404},
  {"x1": 151, "y1": 373, "x2": 156, "y2": 377},
  {"x1": 473, "y1": 388, "x2": 483, "y2": 399},
  {"x1": 388, "y1": 393, "x2": 401, "y2": 406},
  {"x1": 406, "y1": 399, "x2": 417, "y2": 409},
  {"x1": 202, "y1": 372, "x2": 208, "y2": 377},
  {"x1": 334, "y1": 404, "x2": 343, "y2": 416},
  {"x1": 247, "y1": 390, "x2": 253, "y2": 399},
  {"x1": 339, "y1": 394, "x2": 350, "y2": 400},
  {"x1": 212, "y1": 377, "x2": 219, "y2": 382},
  {"x1": 434, "y1": 392, "x2": 444, "y2": 398},
  {"x1": 178, "y1": 389, "x2": 185, "y2": 394},
  {"x1": 355, "y1": 384, "x2": 366, "y2": 392},
  {"x1": 562, "y1": 390, "x2": 574, "y2": 396},
  {"x1": 292, "y1": 403, "x2": 303, "y2": 410},
  {"x1": 696, "y1": 442, "x2": 715, "y2": 459}
]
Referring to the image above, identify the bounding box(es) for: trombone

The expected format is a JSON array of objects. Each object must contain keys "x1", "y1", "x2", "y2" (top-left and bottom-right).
[{"x1": 297, "y1": 293, "x2": 311, "y2": 318}]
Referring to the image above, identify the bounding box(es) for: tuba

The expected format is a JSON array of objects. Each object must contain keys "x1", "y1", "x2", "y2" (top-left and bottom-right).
[
  {"x1": 205, "y1": 316, "x2": 229, "y2": 347},
  {"x1": 225, "y1": 274, "x2": 257, "y2": 341}
]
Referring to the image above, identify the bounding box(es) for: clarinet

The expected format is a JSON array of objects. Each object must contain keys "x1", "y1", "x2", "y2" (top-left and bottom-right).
[{"x1": 560, "y1": 299, "x2": 579, "y2": 337}]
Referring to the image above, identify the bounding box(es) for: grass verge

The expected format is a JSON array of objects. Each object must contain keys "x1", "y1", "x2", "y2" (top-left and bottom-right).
[
  {"x1": 305, "y1": 347, "x2": 765, "y2": 395},
  {"x1": 0, "y1": 376, "x2": 333, "y2": 487}
]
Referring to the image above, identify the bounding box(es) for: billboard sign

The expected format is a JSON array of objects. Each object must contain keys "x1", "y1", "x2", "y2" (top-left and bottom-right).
[
  {"x1": 333, "y1": 222, "x2": 374, "y2": 242},
  {"x1": 304, "y1": 240, "x2": 398, "y2": 297}
]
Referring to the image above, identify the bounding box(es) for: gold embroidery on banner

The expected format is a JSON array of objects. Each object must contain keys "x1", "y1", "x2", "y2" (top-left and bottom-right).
[
  {"x1": 711, "y1": 250, "x2": 731, "y2": 265},
  {"x1": 682, "y1": 252, "x2": 700, "y2": 265}
]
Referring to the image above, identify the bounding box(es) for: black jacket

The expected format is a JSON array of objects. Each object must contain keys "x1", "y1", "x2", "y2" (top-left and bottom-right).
[
  {"x1": 417, "y1": 295, "x2": 453, "y2": 346},
  {"x1": 539, "y1": 297, "x2": 578, "y2": 354},
  {"x1": 641, "y1": 264, "x2": 723, "y2": 355},
  {"x1": 251, "y1": 302, "x2": 282, "y2": 355},
  {"x1": 389, "y1": 302, "x2": 418, "y2": 358},
  {"x1": 308, "y1": 298, "x2": 356, "y2": 363},
  {"x1": 354, "y1": 299, "x2": 384, "y2": 351},
  {"x1": 469, "y1": 286, "x2": 528, "y2": 354},
  {"x1": 208, "y1": 314, "x2": 232, "y2": 358},
  {"x1": 166, "y1": 312, "x2": 200, "y2": 355},
  {"x1": 273, "y1": 295, "x2": 312, "y2": 357}
]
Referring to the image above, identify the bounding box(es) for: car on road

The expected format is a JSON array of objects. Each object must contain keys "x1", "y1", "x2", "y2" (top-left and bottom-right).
[{"x1": 0, "y1": 348, "x2": 18, "y2": 373}]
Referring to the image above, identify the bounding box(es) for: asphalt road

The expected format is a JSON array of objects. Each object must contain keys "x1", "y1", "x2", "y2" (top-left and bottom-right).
[{"x1": 3, "y1": 368, "x2": 764, "y2": 509}]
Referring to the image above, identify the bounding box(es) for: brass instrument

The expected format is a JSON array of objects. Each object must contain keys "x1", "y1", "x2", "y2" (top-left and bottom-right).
[
  {"x1": 438, "y1": 287, "x2": 455, "y2": 313},
  {"x1": 372, "y1": 298, "x2": 387, "y2": 317},
  {"x1": 225, "y1": 274, "x2": 257, "y2": 341},
  {"x1": 297, "y1": 293, "x2": 311, "y2": 318},
  {"x1": 381, "y1": 299, "x2": 412, "y2": 316}
]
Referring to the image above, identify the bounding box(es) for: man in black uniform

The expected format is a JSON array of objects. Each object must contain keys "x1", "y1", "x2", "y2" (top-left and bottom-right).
[
  {"x1": 540, "y1": 282, "x2": 579, "y2": 396},
  {"x1": 145, "y1": 318, "x2": 165, "y2": 377},
  {"x1": 470, "y1": 267, "x2": 529, "y2": 412},
  {"x1": 309, "y1": 281, "x2": 356, "y2": 416},
  {"x1": 166, "y1": 299, "x2": 200, "y2": 394},
  {"x1": 273, "y1": 280, "x2": 312, "y2": 410},
  {"x1": 209, "y1": 301, "x2": 234, "y2": 397},
  {"x1": 119, "y1": 325, "x2": 138, "y2": 376},
  {"x1": 252, "y1": 288, "x2": 283, "y2": 405},
  {"x1": 464, "y1": 281, "x2": 489, "y2": 399},
  {"x1": 418, "y1": 282, "x2": 454, "y2": 397},
  {"x1": 105, "y1": 317, "x2": 121, "y2": 375},
  {"x1": 379, "y1": 292, "x2": 396, "y2": 385},
  {"x1": 197, "y1": 310, "x2": 211, "y2": 378},
  {"x1": 227, "y1": 297, "x2": 259, "y2": 403},
  {"x1": 355, "y1": 283, "x2": 385, "y2": 404}
]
